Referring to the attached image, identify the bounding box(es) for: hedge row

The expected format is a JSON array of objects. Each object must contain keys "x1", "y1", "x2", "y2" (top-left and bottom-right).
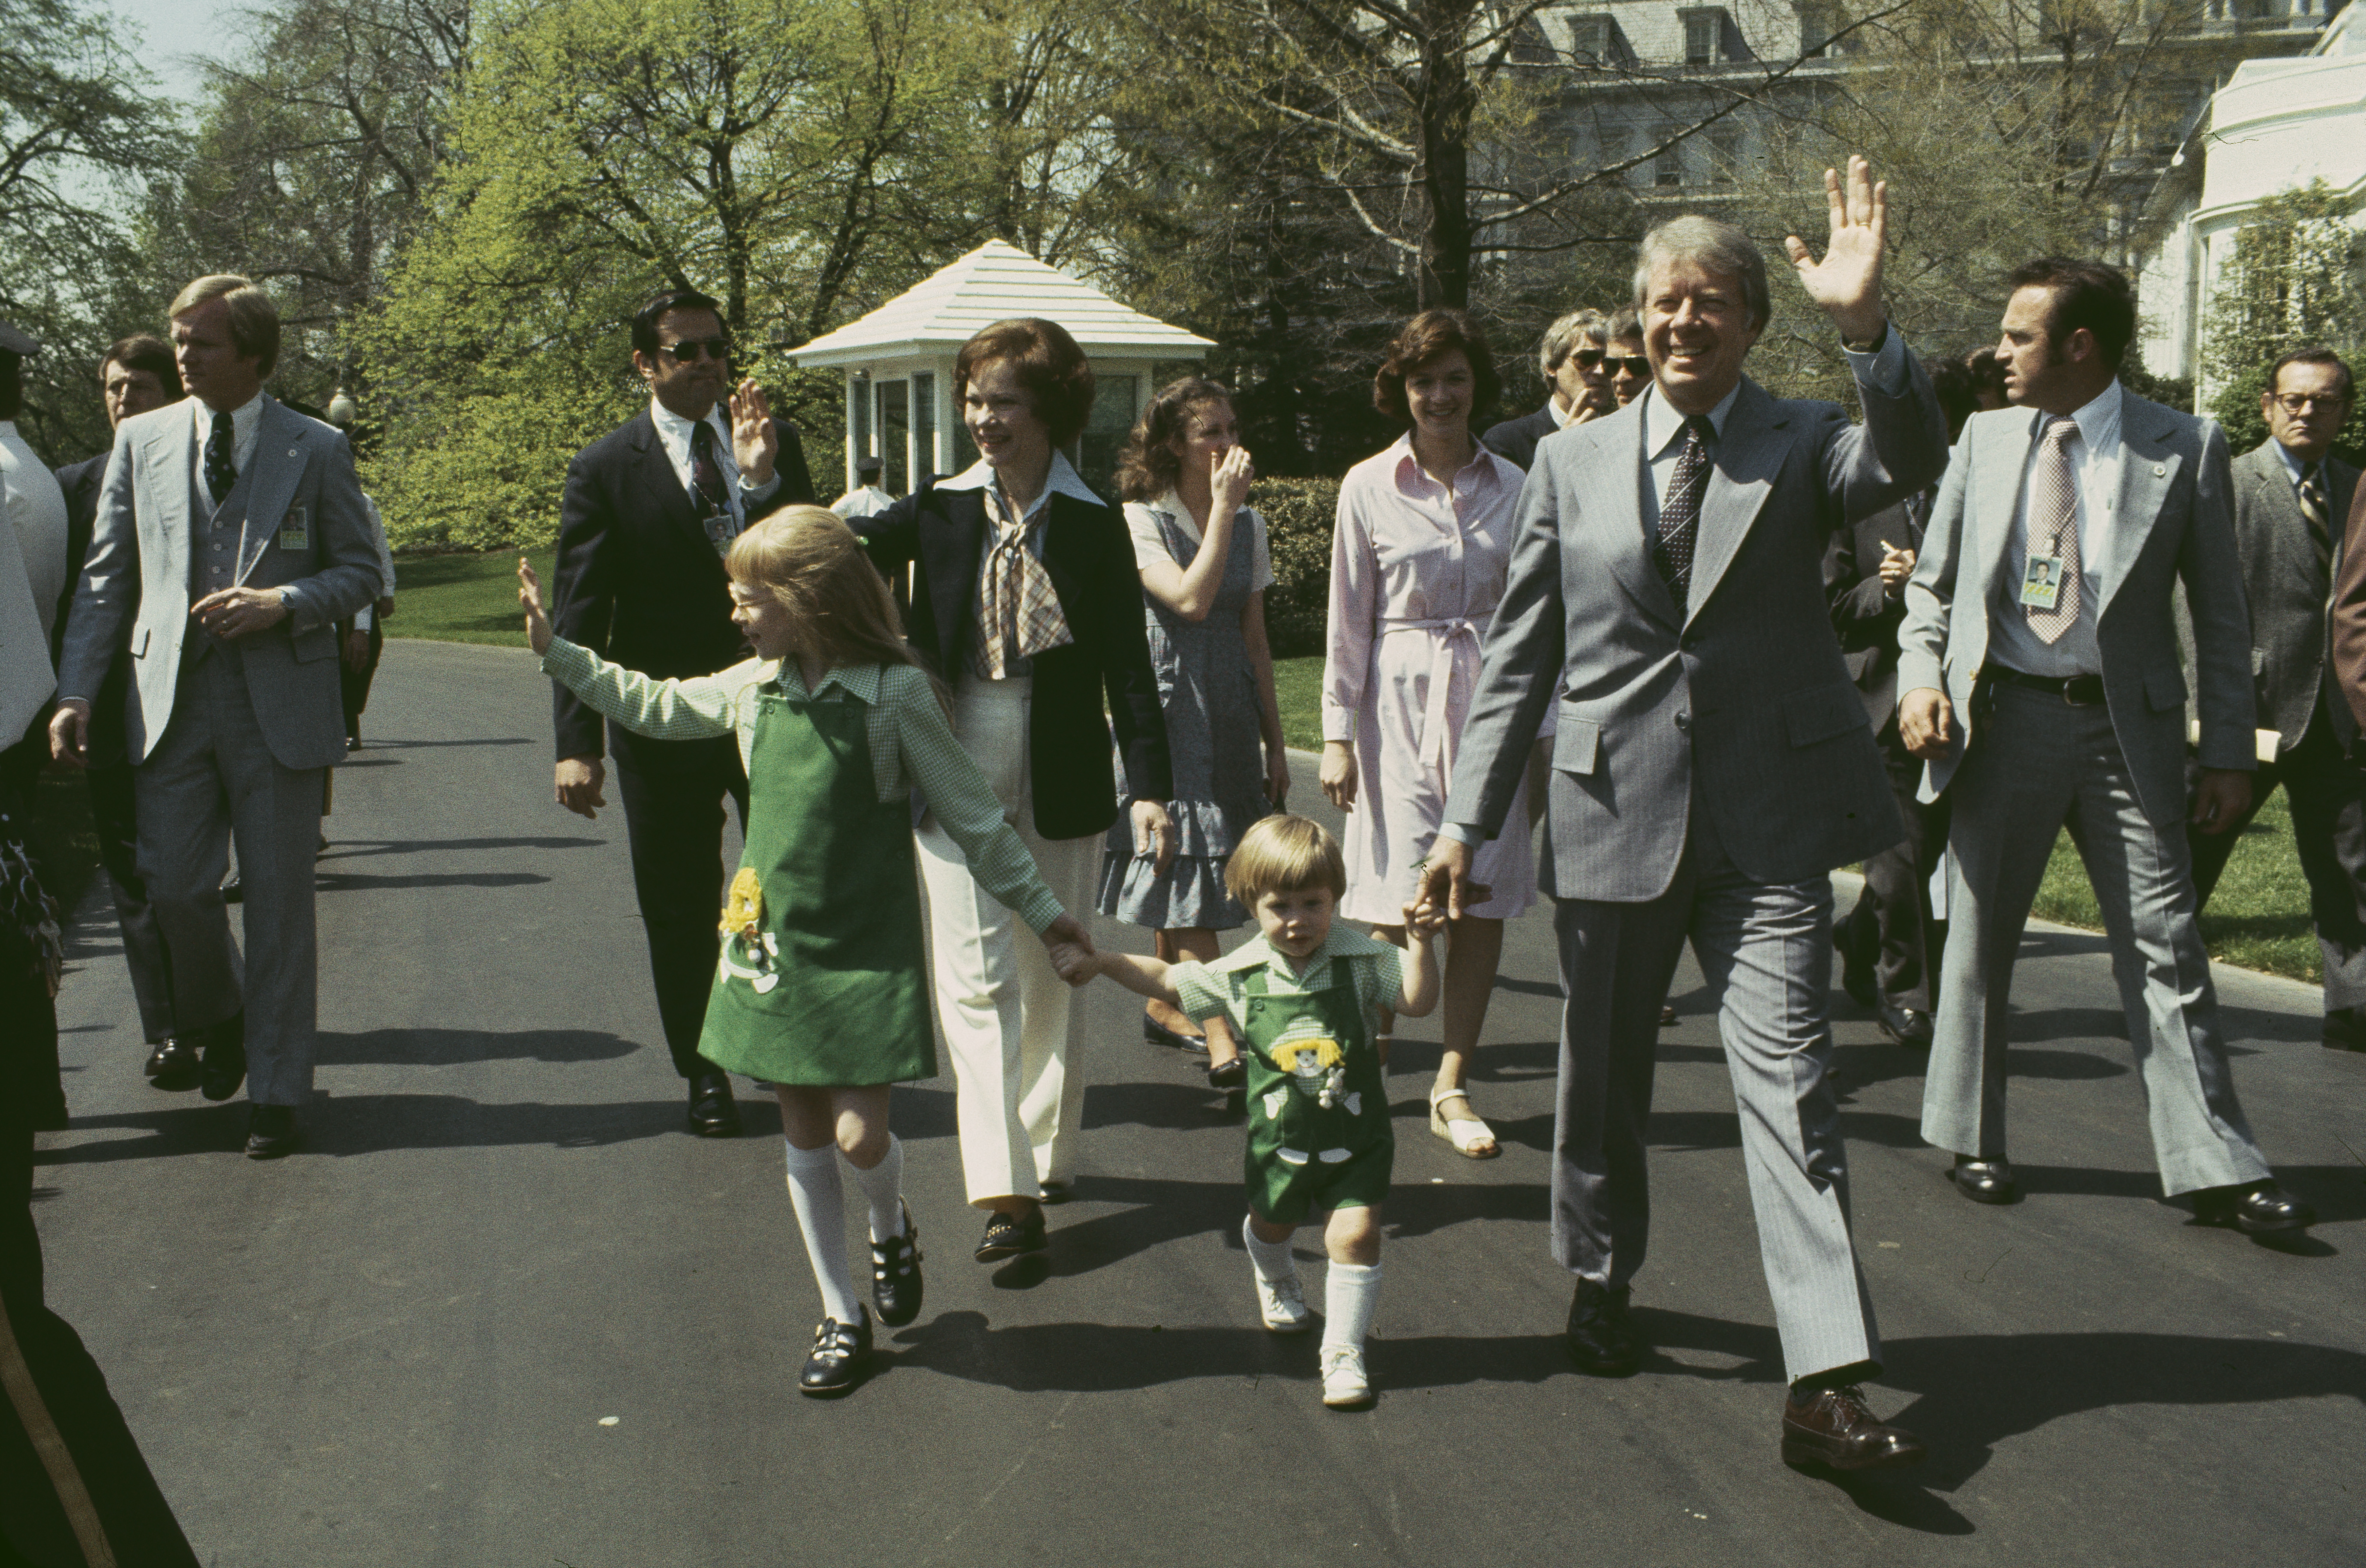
[{"x1": 1250, "y1": 476, "x2": 1341, "y2": 660}]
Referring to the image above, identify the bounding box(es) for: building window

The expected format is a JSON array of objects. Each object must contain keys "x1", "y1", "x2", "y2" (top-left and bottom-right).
[
  {"x1": 1800, "y1": 3, "x2": 1835, "y2": 54},
  {"x1": 1656, "y1": 147, "x2": 1684, "y2": 187},
  {"x1": 1684, "y1": 12, "x2": 1720, "y2": 62},
  {"x1": 1709, "y1": 130, "x2": 1741, "y2": 189},
  {"x1": 1570, "y1": 15, "x2": 1609, "y2": 59}
]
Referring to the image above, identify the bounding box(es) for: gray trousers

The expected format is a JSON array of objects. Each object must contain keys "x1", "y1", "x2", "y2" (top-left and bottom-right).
[
  {"x1": 134, "y1": 646, "x2": 325, "y2": 1106},
  {"x1": 1922, "y1": 682, "x2": 2270, "y2": 1195},
  {"x1": 1551, "y1": 802, "x2": 1879, "y2": 1383}
]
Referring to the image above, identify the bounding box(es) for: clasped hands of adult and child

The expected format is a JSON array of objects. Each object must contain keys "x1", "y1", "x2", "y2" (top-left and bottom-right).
[{"x1": 1044, "y1": 897, "x2": 1444, "y2": 990}]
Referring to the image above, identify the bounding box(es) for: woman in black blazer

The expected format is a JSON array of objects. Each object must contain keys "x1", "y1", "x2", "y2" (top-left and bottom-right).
[{"x1": 856, "y1": 317, "x2": 1173, "y2": 1262}]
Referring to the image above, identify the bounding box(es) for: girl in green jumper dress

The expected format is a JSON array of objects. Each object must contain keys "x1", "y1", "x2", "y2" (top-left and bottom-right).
[
  {"x1": 519, "y1": 509, "x2": 1092, "y2": 1397},
  {"x1": 1055, "y1": 814, "x2": 1440, "y2": 1409}
]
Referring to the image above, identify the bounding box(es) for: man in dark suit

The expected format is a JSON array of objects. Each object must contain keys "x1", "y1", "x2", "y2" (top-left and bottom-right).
[
  {"x1": 1480, "y1": 308, "x2": 1610, "y2": 469},
  {"x1": 1826, "y1": 356, "x2": 1980, "y2": 1045},
  {"x1": 548, "y1": 287, "x2": 813, "y2": 1137},
  {"x1": 1425, "y1": 160, "x2": 1947, "y2": 1469},
  {"x1": 2186, "y1": 348, "x2": 2362, "y2": 1048},
  {"x1": 1900, "y1": 258, "x2": 2312, "y2": 1236},
  {"x1": 54, "y1": 334, "x2": 187, "y2": 1087}
]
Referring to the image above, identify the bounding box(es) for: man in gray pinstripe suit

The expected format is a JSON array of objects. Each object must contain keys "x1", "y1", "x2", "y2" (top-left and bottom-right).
[{"x1": 1423, "y1": 159, "x2": 1947, "y2": 1472}]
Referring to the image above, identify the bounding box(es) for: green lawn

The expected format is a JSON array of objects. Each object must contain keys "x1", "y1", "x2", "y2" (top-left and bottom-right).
[
  {"x1": 385, "y1": 548, "x2": 555, "y2": 648},
  {"x1": 368, "y1": 562, "x2": 2324, "y2": 983}
]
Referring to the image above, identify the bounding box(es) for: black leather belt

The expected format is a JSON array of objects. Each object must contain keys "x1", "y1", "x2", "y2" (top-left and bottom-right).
[{"x1": 1983, "y1": 664, "x2": 2105, "y2": 707}]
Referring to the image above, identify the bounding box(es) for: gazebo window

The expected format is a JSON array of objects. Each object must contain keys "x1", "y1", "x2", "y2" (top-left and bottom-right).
[
  {"x1": 913, "y1": 372, "x2": 938, "y2": 485},
  {"x1": 877, "y1": 379, "x2": 910, "y2": 495},
  {"x1": 1080, "y1": 375, "x2": 1139, "y2": 499}
]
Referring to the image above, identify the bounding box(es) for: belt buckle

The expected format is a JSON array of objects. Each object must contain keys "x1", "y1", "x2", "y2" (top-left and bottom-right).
[{"x1": 2064, "y1": 676, "x2": 2103, "y2": 708}]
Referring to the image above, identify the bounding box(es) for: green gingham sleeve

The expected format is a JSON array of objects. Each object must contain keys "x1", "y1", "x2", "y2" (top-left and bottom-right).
[
  {"x1": 541, "y1": 637, "x2": 754, "y2": 743},
  {"x1": 1168, "y1": 960, "x2": 1238, "y2": 1031},
  {"x1": 1353, "y1": 947, "x2": 1404, "y2": 1028},
  {"x1": 882, "y1": 665, "x2": 1067, "y2": 935}
]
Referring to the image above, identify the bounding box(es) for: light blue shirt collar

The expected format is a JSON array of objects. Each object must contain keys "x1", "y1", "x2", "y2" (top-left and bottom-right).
[{"x1": 2273, "y1": 438, "x2": 2322, "y2": 490}]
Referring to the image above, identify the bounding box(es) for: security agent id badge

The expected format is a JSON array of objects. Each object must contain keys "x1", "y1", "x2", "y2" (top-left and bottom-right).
[
  {"x1": 276, "y1": 505, "x2": 310, "y2": 552},
  {"x1": 2018, "y1": 551, "x2": 2066, "y2": 612},
  {"x1": 701, "y1": 508, "x2": 736, "y2": 558}
]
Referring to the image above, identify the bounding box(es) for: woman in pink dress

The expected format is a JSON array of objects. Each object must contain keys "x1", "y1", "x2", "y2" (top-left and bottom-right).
[{"x1": 1320, "y1": 309, "x2": 1534, "y2": 1162}]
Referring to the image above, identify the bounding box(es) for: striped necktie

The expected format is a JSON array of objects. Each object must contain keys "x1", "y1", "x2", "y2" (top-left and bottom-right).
[
  {"x1": 2026, "y1": 416, "x2": 2082, "y2": 645},
  {"x1": 2299, "y1": 465, "x2": 2333, "y2": 586}
]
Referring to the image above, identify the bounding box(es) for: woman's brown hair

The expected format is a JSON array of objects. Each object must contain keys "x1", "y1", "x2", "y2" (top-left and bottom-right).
[
  {"x1": 1372, "y1": 308, "x2": 1499, "y2": 427},
  {"x1": 1114, "y1": 375, "x2": 1234, "y2": 502},
  {"x1": 955, "y1": 317, "x2": 1097, "y2": 448},
  {"x1": 725, "y1": 506, "x2": 943, "y2": 702}
]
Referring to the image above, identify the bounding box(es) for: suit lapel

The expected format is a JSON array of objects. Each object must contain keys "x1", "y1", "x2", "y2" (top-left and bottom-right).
[
  {"x1": 1970, "y1": 407, "x2": 2041, "y2": 598},
  {"x1": 1588, "y1": 409, "x2": 1679, "y2": 630},
  {"x1": 1683, "y1": 378, "x2": 1781, "y2": 626},
  {"x1": 2099, "y1": 397, "x2": 2178, "y2": 615},
  {"x1": 147, "y1": 409, "x2": 198, "y2": 595},
  {"x1": 632, "y1": 412, "x2": 717, "y2": 566},
  {"x1": 236, "y1": 398, "x2": 309, "y2": 586}
]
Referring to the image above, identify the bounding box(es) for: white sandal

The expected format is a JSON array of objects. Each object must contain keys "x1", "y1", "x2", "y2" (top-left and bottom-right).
[{"x1": 1428, "y1": 1083, "x2": 1500, "y2": 1159}]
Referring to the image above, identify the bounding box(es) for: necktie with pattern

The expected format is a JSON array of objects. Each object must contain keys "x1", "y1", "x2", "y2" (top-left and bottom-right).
[
  {"x1": 2300, "y1": 466, "x2": 2333, "y2": 586},
  {"x1": 2025, "y1": 416, "x2": 2082, "y2": 645},
  {"x1": 1651, "y1": 414, "x2": 1715, "y2": 602},
  {"x1": 689, "y1": 417, "x2": 731, "y2": 512},
  {"x1": 204, "y1": 415, "x2": 237, "y2": 505}
]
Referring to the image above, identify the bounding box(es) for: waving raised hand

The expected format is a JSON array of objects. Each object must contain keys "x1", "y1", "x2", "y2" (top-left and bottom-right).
[{"x1": 1782, "y1": 154, "x2": 1889, "y2": 344}]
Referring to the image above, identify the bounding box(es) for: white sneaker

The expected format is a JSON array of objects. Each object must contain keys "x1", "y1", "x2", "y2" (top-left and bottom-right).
[
  {"x1": 1320, "y1": 1343, "x2": 1372, "y2": 1408},
  {"x1": 1254, "y1": 1271, "x2": 1311, "y2": 1333}
]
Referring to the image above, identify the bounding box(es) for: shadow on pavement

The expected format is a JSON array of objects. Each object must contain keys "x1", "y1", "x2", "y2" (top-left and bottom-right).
[
  {"x1": 316, "y1": 835, "x2": 606, "y2": 862},
  {"x1": 315, "y1": 1027, "x2": 640, "y2": 1067},
  {"x1": 316, "y1": 870, "x2": 549, "y2": 891},
  {"x1": 32, "y1": 1093, "x2": 689, "y2": 1163}
]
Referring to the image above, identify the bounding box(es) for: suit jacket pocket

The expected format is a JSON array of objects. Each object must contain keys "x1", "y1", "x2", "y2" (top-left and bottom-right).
[
  {"x1": 1553, "y1": 712, "x2": 1601, "y2": 776},
  {"x1": 1781, "y1": 682, "x2": 1869, "y2": 748},
  {"x1": 2145, "y1": 665, "x2": 2188, "y2": 712}
]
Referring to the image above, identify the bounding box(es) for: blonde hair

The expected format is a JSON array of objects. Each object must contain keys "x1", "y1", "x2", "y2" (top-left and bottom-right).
[
  {"x1": 1224, "y1": 814, "x2": 1347, "y2": 907},
  {"x1": 723, "y1": 506, "x2": 937, "y2": 694},
  {"x1": 170, "y1": 274, "x2": 280, "y2": 375}
]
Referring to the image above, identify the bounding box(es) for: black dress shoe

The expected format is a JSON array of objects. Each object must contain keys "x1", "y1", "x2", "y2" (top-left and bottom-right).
[
  {"x1": 1874, "y1": 997, "x2": 1934, "y2": 1048},
  {"x1": 871, "y1": 1203, "x2": 924, "y2": 1327},
  {"x1": 1565, "y1": 1280, "x2": 1641, "y2": 1376},
  {"x1": 686, "y1": 1069, "x2": 741, "y2": 1137},
  {"x1": 244, "y1": 1104, "x2": 300, "y2": 1159},
  {"x1": 145, "y1": 1037, "x2": 201, "y2": 1090},
  {"x1": 1206, "y1": 1056, "x2": 1246, "y2": 1090},
  {"x1": 2324, "y1": 1006, "x2": 2366, "y2": 1052},
  {"x1": 1144, "y1": 1014, "x2": 1210, "y2": 1055},
  {"x1": 1949, "y1": 1154, "x2": 2016, "y2": 1204},
  {"x1": 197, "y1": 1013, "x2": 247, "y2": 1102},
  {"x1": 799, "y1": 1307, "x2": 872, "y2": 1396},
  {"x1": 1036, "y1": 1179, "x2": 1073, "y2": 1205},
  {"x1": 1658, "y1": 1003, "x2": 1678, "y2": 1027},
  {"x1": 974, "y1": 1205, "x2": 1047, "y2": 1262},
  {"x1": 1781, "y1": 1384, "x2": 1927, "y2": 1471},
  {"x1": 2192, "y1": 1180, "x2": 2315, "y2": 1235},
  {"x1": 221, "y1": 871, "x2": 242, "y2": 904}
]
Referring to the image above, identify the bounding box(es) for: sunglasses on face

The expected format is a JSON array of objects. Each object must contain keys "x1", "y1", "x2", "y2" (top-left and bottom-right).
[
  {"x1": 1609, "y1": 355, "x2": 1650, "y2": 377},
  {"x1": 660, "y1": 337, "x2": 731, "y2": 364}
]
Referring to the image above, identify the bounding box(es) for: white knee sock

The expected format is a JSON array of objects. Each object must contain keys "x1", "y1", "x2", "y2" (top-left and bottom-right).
[
  {"x1": 1242, "y1": 1215, "x2": 1300, "y2": 1283},
  {"x1": 1322, "y1": 1262, "x2": 1382, "y2": 1352},
  {"x1": 849, "y1": 1135, "x2": 907, "y2": 1241},
  {"x1": 782, "y1": 1141, "x2": 862, "y2": 1324}
]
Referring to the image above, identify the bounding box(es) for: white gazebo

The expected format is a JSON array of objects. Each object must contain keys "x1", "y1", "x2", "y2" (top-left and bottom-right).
[{"x1": 789, "y1": 240, "x2": 1215, "y2": 498}]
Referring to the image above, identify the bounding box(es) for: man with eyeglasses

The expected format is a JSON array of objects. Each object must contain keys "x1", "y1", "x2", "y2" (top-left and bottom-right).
[
  {"x1": 545, "y1": 286, "x2": 813, "y2": 1137},
  {"x1": 2195, "y1": 347, "x2": 2362, "y2": 1049}
]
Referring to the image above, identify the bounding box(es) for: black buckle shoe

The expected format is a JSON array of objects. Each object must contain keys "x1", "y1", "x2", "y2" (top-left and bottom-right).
[
  {"x1": 2192, "y1": 1180, "x2": 2315, "y2": 1235},
  {"x1": 1875, "y1": 997, "x2": 1934, "y2": 1048},
  {"x1": 1206, "y1": 1056, "x2": 1246, "y2": 1090},
  {"x1": 974, "y1": 1205, "x2": 1047, "y2": 1262},
  {"x1": 145, "y1": 1037, "x2": 201, "y2": 1090},
  {"x1": 1144, "y1": 1014, "x2": 1210, "y2": 1055},
  {"x1": 872, "y1": 1202, "x2": 924, "y2": 1327},
  {"x1": 1565, "y1": 1280, "x2": 1641, "y2": 1376},
  {"x1": 1949, "y1": 1155, "x2": 2017, "y2": 1204},
  {"x1": 687, "y1": 1069, "x2": 741, "y2": 1137},
  {"x1": 799, "y1": 1307, "x2": 872, "y2": 1396},
  {"x1": 198, "y1": 1013, "x2": 247, "y2": 1102},
  {"x1": 244, "y1": 1104, "x2": 300, "y2": 1159}
]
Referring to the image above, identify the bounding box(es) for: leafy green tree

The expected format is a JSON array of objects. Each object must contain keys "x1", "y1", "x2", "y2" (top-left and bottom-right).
[
  {"x1": 2200, "y1": 180, "x2": 2363, "y2": 462},
  {"x1": 0, "y1": 0, "x2": 184, "y2": 459}
]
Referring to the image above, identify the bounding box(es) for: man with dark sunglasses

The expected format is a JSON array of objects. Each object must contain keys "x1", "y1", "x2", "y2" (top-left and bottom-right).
[
  {"x1": 1483, "y1": 307, "x2": 1613, "y2": 470},
  {"x1": 545, "y1": 286, "x2": 817, "y2": 1138},
  {"x1": 1603, "y1": 308, "x2": 1651, "y2": 408}
]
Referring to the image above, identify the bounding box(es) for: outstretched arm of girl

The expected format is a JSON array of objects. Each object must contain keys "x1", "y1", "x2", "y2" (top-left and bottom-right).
[{"x1": 1393, "y1": 898, "x2": 1444, "y2": 1018}]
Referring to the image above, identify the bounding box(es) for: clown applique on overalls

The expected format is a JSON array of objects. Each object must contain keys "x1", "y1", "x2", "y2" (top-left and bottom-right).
[{"x1": 718, "y1": 866, "x2": 783, "y2": 994}]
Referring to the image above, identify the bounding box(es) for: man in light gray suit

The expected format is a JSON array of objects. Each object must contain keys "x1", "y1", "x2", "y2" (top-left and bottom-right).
[
  {"x1": 2184, "y1": 348, "x2": 2363, "y2": 1049},
  {"x1": 48, "y1": 276, "x2": 380, "y2": 1159},
  {"x1": 1898, "y1": 258, "x2": 2314, "y2": 1235},
  {"x1": 1423, "y1": 159, "x2": 1946, "y2": 1472}
]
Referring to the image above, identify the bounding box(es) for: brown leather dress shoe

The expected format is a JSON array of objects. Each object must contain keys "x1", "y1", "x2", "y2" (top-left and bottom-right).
[{"x1": 1781, "y1": 1385, "x2": 1927, "y2": 1472}]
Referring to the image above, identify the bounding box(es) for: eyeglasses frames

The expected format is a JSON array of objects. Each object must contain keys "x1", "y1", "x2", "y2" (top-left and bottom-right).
[
  {"x1": 1573, "y1": 348, "x2": 1652, "y2": 376},
  {"x1": 661, "y1": 337, "x2": 732, "y2": 364},
  {"x1": 2272, "y1": 392, "x2": 2349, "y2": 415}
]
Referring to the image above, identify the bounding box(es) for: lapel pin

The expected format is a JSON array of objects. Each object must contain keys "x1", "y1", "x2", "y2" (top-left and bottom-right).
[
  {"x1": 2153, "y1": 465, "x2": 2165, "y2": 477},
  {"x1": 288, "y1": 448, "x2": 299, "y2": 459}
]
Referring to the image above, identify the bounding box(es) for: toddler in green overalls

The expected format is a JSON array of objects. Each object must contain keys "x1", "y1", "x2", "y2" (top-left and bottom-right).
[{"x1": 1058, "y1": 814, "x2": 1441, "y2": 1408}]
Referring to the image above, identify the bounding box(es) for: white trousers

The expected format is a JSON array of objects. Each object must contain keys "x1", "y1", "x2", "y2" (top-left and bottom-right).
[{"x1": 919, "y1": 677, "x2": 1101, "y2": 1206}]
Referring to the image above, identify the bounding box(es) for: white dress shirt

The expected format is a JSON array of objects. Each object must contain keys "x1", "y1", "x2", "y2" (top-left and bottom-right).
[
  {"x1": 648, "y1": 396, "x2": 780, "y2": 539},
  {"x1": 1985, "y1": 379, "x2": 2124, "y2": 680},
  {"x1": 831, "y1": 484, "x2": 896, "y2": 520},
  {"x1": 189, "y1": 392, "x2": 266, "y2": 505}
]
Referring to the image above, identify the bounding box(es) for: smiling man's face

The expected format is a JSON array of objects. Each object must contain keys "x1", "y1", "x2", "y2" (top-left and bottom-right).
[{"x1": 1642, "y1": 254, "x2": 1762, "y2": 415}]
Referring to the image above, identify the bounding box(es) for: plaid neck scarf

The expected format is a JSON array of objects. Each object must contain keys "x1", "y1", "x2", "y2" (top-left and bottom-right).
[{"x1": 973, "y1": 480, "x2": 1074, "y2": 679}]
